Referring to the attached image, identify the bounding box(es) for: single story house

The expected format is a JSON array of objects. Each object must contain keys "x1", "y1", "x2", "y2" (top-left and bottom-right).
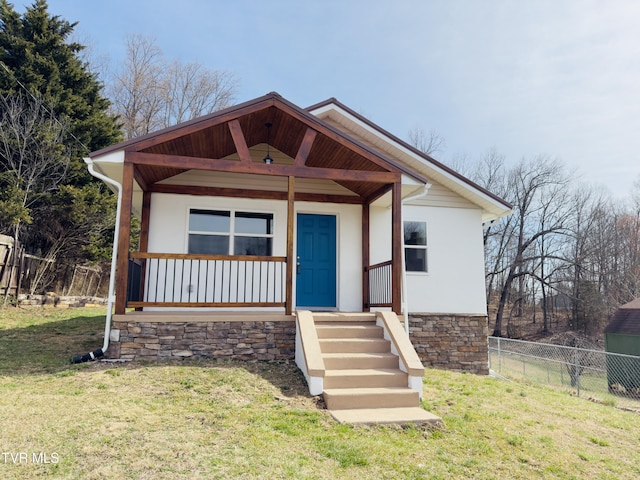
[{"x1": 85, "y1": 92, "x2": 511, "y2": 376}]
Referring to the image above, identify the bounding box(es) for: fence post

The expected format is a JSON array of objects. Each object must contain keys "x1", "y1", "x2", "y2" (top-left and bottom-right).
[
  {"x1": 574, "y1": 347, "x2": 581, "y2": 397},
  {"x1": 498, "y1": 337, "x2": 502, "y2": 373}
]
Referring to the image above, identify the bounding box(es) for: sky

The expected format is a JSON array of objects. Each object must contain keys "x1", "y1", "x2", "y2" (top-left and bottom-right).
[{"x1": 19, "y1": 0, "x2": 640, "y2": 199}]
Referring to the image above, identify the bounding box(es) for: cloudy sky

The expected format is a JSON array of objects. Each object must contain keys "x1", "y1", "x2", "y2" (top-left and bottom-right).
[{"x1": 28, "y1": 0, "x2": 640, "y2": 198}]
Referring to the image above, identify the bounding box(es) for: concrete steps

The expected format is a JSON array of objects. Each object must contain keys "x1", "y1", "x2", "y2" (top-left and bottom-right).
[{"x1": 308, "y1": 312, "x2": 442, "y2": 427}]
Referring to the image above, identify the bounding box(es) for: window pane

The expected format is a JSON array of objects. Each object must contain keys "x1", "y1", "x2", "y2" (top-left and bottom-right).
[
  {"x1": 189, "y1": 210, "x2": 230, "y2": 233},
  {"x1": 234, "y1": 237, "x2": 272, "y2": 256},
  {"x1": 235, "y1": 212, "x2": 273, "y2": 234},
  {"x1": 188, "y1": 234, "x2": 229, "y2": 254},
  {"x1": 404, "y1": 221, "x2": 426, "y2": 246},
  {"x1": 405, "y1": 247, "x2": 427, "y2": 272}
]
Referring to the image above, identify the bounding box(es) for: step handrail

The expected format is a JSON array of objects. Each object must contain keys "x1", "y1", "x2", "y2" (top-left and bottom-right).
[{"x1": 376, "y1": 311, "x2": 424, "y2": 377}]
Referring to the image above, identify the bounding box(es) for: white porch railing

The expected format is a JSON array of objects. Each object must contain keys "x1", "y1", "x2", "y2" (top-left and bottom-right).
[{"x1": 127, "y1": 253, "x2": 287, "y2": 308}]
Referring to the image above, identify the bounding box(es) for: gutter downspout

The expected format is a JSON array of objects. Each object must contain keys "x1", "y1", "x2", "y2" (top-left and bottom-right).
[
  {"x1": 400, "y1": 184, "x2": 431, "y2": 335},
  {"x1": 71, "y1": 158, "x2": 123, "y2": 363}
]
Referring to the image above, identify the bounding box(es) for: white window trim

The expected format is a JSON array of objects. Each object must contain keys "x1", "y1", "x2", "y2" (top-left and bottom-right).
[{"x1": 403, "y1": 219, "x2": 428, "y2": 275}]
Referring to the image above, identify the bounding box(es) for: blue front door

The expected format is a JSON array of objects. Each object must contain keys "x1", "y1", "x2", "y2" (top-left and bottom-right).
[{"x1": 296, "y1": 214, "x2": 337, "y2": 308}]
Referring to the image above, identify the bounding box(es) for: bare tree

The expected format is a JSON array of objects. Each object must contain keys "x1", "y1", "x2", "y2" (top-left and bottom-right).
[
  {"x1": 0, "y1": 93, "x2": 70, "y2": 303},
  {"x1": 530, "y1": 177, "x2": 572, "y2": 333},
  {"x1": 0, "y1": 94, "x2": 70, "y2": 242},
  {"x1": 408, "y1": 127, "x2": 446, "y2": 156},
  {"x1": 491, "y1": 156, "x2": 570, "y2": 337},
  {"x1": 109, "y1": 34, "x2": 165, "y2": 139},
  {"x1": 109, "y1": 34, "x2": 239, "y2": 140},
  {"x1": 161, "y1": 60, "x2": 237, "y2": 126}
]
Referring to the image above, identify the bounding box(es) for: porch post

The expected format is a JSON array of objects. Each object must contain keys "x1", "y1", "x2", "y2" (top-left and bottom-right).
[
  {"x1": 285, "y1": 176, "x2": 295, "y2": 315},
  {"x1": 362, "y1": 202, "x2": 370, "y2": 311},
  {"x1": 135, "y1": 191, "x2": 152, "y2": 311},
  {"x1": 391, "y1": 182, "x2": 403, "y2": 314},
  {"x1": 115, "y1": 160, "x2": 134, "y2": 315},
  {"x1": 139, "y1": 191, "x2": 151, "y2": 252}
]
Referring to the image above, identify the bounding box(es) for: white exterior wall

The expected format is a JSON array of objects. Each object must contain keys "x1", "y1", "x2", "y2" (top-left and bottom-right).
[
  {"x1": 370, "y1": 203, "x2": 487, "y2": 316},
  {"x1": 147, "y1": 194, "x2": 362, "y2": 312}
]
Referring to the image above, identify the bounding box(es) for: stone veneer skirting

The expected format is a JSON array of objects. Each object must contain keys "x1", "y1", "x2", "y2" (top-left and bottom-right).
[
  {"x1": 409, "y1": 313, "x2": 489, "y2": 375},
  {"x1": 107, "y1": 312, "x2": 489, "y2": 375},
  {"x1": 107, "y1": 313, "x2": 296, "y2": 361}
]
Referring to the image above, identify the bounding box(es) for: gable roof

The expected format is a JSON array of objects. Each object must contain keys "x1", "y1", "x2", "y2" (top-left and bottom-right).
[
  {"x1": 91, "y1": 92, "x2": 430, "y2": 201},
  {"x1": 306, "y1": 98, "x2": 512, "y2": 221},
  {"x1": 90, "y1": 92, "x2": 511, "y2": 219}
]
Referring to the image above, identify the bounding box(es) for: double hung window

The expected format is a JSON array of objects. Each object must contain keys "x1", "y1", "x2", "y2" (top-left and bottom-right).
[{"x1": 404, "y1": 221, "x2": 428, "y2": 272}]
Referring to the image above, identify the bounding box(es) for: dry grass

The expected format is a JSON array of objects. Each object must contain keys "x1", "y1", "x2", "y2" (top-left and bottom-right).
[{"x1": 1, "y1": 306, "x2": 640, "y2": 479}]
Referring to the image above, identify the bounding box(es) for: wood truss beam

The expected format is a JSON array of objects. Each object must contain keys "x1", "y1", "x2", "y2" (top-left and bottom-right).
[
  {"x1": 126, "y1": 151, "x2": 400, "y2": 184},
  {"x1": 294, "y1": 127, "x2": 317, "y2": 166},
  {"x1": 149, "y1": 183, "x2": 362, "y2": 204},
  {"x1": 227, "y1": 119, "x2": 252, "y2": 163}
]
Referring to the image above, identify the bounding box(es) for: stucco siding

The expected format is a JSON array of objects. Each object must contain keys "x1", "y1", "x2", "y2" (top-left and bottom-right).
[{"x1": 370, "y1": 202, "x2": 487, "y2": 315}]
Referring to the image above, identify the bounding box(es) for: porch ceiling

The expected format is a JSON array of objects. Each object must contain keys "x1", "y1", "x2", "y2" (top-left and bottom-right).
[{"x1": 93, "y1": 93, "x2": 424, "y2": 201}]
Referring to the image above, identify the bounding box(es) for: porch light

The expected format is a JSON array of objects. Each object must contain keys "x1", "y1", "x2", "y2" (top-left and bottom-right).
[{"x1": 263, "y1": 122, "x2": 273, "y2": 164}]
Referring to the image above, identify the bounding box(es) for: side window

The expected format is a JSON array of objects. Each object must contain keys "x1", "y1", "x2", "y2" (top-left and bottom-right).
[
  {"x1": 188, "y1": 209, "x2": 273, "y2": 256},
  {"x1": 404, "y1": 221, "x2": 427, "y2": 272}
]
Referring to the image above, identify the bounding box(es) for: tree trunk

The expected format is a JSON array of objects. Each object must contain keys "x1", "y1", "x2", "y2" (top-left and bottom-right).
[{"x1": 493, "y1": 269, "x2": 516, "y2": 337}]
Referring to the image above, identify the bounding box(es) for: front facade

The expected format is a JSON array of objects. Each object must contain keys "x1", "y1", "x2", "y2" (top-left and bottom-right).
[{"x1": 88, "y1": 92, "x2": 511, "y2": 373}]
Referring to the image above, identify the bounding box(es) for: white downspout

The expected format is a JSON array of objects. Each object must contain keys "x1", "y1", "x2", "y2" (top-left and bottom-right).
[
  {"x1": 400, "y1": 184, "x2": 431, "y2": 335},
  {"x1": 71, "y1": 158, "x2": 122, "y2": 362}
]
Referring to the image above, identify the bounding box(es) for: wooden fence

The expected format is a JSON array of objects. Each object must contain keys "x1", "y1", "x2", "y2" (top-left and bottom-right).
[{"x1": 0, "y1": 235, "x2": 106, "y2": 298}]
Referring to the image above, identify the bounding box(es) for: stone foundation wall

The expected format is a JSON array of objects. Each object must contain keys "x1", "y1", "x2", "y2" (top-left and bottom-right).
[
  {"x1": 107, "y1": 319, "x2": 296, "y2": 362},
  {"x1": 409, "y1": 313, "x2": 489, "y2": 375},
  {"x1": 107, "y1": 313, "x2": 488, "y2": 374}
]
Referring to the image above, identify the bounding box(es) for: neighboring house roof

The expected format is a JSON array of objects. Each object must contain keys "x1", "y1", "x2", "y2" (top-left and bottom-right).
[
  {"x1": 604, "y1": 299, "x2": 640, "y2": 335},
  {"x1": 90, "y1": 91, "x2": 511, "y2": 221}
]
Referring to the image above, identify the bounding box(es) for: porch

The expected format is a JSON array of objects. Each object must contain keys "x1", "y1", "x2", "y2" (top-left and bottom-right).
[{"x1": 95, "y1": 94, "x2": 428, "y2": 317}]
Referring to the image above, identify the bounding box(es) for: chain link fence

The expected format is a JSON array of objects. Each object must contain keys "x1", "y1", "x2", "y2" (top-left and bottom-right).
[{"x1": 488, "y1": 336, "x2": 640, "y2": 410}]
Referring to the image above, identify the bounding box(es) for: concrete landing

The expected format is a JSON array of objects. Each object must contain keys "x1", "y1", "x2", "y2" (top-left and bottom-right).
[{"x1": 329, "y1": 407, "x2": 444, "y2": 426}]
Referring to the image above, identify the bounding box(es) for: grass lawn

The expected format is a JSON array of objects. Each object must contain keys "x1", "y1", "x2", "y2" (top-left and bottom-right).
[{"x1": 1, "y1": 307, "x2": 639, "y2": 479}]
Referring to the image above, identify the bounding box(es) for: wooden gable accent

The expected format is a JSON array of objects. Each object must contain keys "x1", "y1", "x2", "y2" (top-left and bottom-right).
[{"x1": 105, "y1": 93, "x2": 424, "y2": 201}]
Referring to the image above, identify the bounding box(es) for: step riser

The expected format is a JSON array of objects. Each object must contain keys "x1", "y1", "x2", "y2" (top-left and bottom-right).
[
  {"x1": 324, "y1": 374, "x2": 407, "y2": 389},
  {"x1": 323, "y1": 355, "x2": 399, "y2": 370},
  {"x1": 316, "y1": 326, "x2": 383, "y2": 339},
  {"x1": 320, "y1": 339, "x2": 390, "y2": 353},
  {"x1": 313, "y1": 315, "x2": 377, "y2": 323},
  {"x1": 324, "y1": 391, "x2": 419, "y2": 410}
]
